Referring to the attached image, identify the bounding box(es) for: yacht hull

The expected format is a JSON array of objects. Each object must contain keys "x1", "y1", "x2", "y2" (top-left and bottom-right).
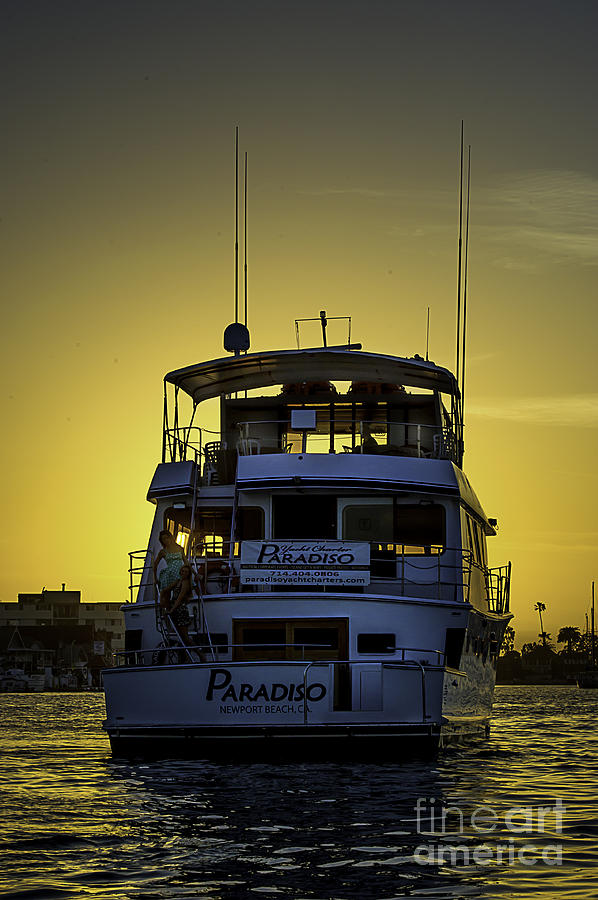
[
  {"x1": 105, "y1": 722, "x2": 443, "y2": 759},
  {"x1": 102, "y1": 654, "x2": 493, "y2": 758}
]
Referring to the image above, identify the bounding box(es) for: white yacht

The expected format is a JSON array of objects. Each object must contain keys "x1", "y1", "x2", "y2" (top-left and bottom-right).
[{"x1": 103, "y1": 331, "x2": 511, "y2": 756}]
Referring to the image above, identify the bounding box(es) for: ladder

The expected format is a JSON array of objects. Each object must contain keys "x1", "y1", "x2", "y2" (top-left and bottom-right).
[
  {"x1": 151, "y1": 452, "x2": 217, "y2": 663},
  {"x1": 154, "y1": 606, "x2": 195, "y2": 664},
  {"x1": 226, "y1": 461, "x2": 241, "y2": 594},
  {"x1": 188, "y1": 449, "x2": 217, "y2": 662}
]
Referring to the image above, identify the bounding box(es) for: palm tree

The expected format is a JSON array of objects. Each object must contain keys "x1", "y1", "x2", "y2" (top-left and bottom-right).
[
  {"x1": 535, "y1": 602, "x2": 547, "y2": 647},
  {"x1": 501, "y1": 626, "x2": 516, "y2": 654},
  {"x1": 538, "y1": 632, "x2": 554, "y2": 651},
  {"x1": 557, "y1": 626, "x2": 582, "y2": 654}
]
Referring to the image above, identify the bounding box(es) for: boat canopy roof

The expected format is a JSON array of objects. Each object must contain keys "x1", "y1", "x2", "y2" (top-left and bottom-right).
[{"x1": 165, "y1": 348, "x2": 458, "y2": 404}]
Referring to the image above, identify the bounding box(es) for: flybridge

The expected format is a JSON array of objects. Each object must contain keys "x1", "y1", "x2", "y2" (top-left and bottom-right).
[
  {"x1": 164, "y1": 347, "x2": 458, "y2": 404},
  {"x1": 160, "y1": 347, "x2": 464, "y2": 470}
]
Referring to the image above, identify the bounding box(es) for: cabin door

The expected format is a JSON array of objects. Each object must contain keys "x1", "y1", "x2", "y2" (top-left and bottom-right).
[{"x1": 232, "y1": 617, "x2": 351, "y2": 710}]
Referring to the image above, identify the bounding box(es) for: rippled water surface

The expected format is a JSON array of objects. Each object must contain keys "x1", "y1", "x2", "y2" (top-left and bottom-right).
[{"x1": 1, "y1": 685, "x2": 596, "y2": 899}]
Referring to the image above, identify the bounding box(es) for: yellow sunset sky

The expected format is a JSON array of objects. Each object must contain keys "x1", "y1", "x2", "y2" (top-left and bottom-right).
[{"x1": 1, "y1": 1, "x2": 596, "y2": 645}]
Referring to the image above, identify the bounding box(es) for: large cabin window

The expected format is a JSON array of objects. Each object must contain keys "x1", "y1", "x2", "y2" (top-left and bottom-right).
[
  {"x1": 342, "y1": 501, "x2": 445, "y2": 555},
  {"x1": 272, "y1": 496, "x2": 337, "y2": 539},
  {"x1": 164, "y1": 506, "x2": 264, "y2": 557}
]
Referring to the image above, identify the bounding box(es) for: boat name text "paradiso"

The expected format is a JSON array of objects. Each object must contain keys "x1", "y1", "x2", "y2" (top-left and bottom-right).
[
  {"x1": 206, "y1": 669, "x2": 326, "y2": 703},
  {"x1": 254, "y1": 542, "x2": 361, "y2": 565}
]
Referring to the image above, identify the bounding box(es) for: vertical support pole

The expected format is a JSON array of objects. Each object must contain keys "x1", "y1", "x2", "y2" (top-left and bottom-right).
[
  {"x1": 162, "y1": 384, "x2": 168, "y2": 463},
  {"x1": 320, "y1": 309, "x2": 328, "y2": 347},
  {"x1": 329, "y1": 401, "x2": 335, "y2": 453}
]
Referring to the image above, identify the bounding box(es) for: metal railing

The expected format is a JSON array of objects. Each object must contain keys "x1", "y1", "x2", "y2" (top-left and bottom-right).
[
  {"x1": 235, "y1": 417, "x2": 458, "y2": 462},
  {"x1": 368, "y1": 544, "x2": 472, "y2": 603},
  {"x1": 114, "y1": 640, "x2": 448, "y2": 667},
  {"x1": 163, "y1": 426, "x2": 204, "y2": 464},
  {"x1": 300, "y1": 657, "x2": 441, "y2": 726},
  {"x1": 129, "y1": 544, "x2": 511, "y2": 610},
  {"x1": 485, "y1": 562, "x2": 511, "y2": 614},
  {"x1": 128, "y1": 549, "x2": 155, "y2": 601},
  {"x1": 161, "y1": 418, "x2": 460, "y2": 469},
  {"x1": 114, "y1": 641, "x2": 340, "y2": 667},
  {"x1": 128, "y1": 543, "x2": 474, "y2": 604}
]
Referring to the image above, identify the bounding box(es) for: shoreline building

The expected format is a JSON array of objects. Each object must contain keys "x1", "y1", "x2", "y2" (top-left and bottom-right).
[
  {"x1": 0, "y1": 585, "x2": 125, "y2": 649},
  {"x1": 0, "y1": 586, "x2": 125, "y2": 690}
]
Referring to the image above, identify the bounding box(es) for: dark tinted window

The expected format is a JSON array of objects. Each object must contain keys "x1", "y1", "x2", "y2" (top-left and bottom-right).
[
  {"x1": 237, "y1": 507, "x2": 264, "y2": 540},
  {"x1": 273, "y1": 496, "x2": 337, "y2": 539},
  {"x1": 343, "y1": 502, "x2": 445, "y2": 554},
  {"x1": 357, "y1": 633, "x2": 396, "y2": 653},
  {"x1": 124, "y1": 630, "x2": 143, "y2": 651},
  {"x1": 394, "y1": 504, "x2": 445, "y2": 552}
]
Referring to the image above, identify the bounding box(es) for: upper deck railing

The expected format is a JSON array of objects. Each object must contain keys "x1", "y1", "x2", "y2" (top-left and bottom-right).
[
  {"x1": 235, "y1": 417, "x2": 458, "y2": 460},
  {"x1": 128, "y1": 543, "x2": 513, "y2": 612},
  {"x1": 163, "y1": 417, "x2": 459, "y2": 483}
]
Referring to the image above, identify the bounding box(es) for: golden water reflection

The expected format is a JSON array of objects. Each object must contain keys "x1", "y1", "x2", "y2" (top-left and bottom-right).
[{"x1": 0, "y1": 686, "x2": 596, "y2": 899}]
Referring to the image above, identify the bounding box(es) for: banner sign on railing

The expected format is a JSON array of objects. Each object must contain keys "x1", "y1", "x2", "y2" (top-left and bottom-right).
[{"x1": 240, "y1": 540, "x2": 371, "y2": 586}]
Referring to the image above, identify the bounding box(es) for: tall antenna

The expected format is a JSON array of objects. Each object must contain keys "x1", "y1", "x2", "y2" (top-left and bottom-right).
[
  {"x1": 461, "y1": 145, "x2": 471, "y2": 438},
  {"x1": 223, "y1": 127, "x2": 250, "y2": 358},
  {"x1": 592, "y1": 581, "x2": 596, "y2": 668},
  {"x1": 425, "y1": 306, "x2": 430, "y2": 361},
  {"x1": 234, "y1": 126, "x2": 239, "y2": 323},
  {"x1": 455, "y1": 120, "x2": 464, "y2": 387},
  {"x1": 244, "y1": 150, "x2": 248, "y2": 329}
]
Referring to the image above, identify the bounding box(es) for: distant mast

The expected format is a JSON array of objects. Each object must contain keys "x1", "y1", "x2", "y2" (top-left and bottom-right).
[
  {"x1": 224, "y1": 127, "x2": 250, "y2": 357},
  {"x1": 592, "y1": 581, "x2": 596, "y2": 667},
  {"x1": 455, "y1": 121, "x2": 464, "y2": 388},
  {"x1": 234, "y1": 126, "x2": 239, "y2": 324},
  {"x1": 461, "y1": 145, "x2": 471, "y2": 439},
  {"x1": 454, "y1": 123, "x2": 471, "y2": 458},
  {"x1": 244, "y1": 150, "x2": 248, "y2": 329}
]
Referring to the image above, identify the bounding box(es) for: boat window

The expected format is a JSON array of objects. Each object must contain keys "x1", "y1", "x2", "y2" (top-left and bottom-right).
[
  {"x1": 163, "y1": 511, "x2": 191, "y2": 551},
  {"x1": 165, "y1": 507, "x2": 231, "y2": 557},
  {"x1": 165, "y1": 506, "x2": 263, "y2": 557},
  {"x1": 232, "y1": 618, "x2": 349, "y2": 664},
  {"x1": 478, "y1": 523, "x2": 488, "y2": 566},
  {"x1": 343, "y1": 501, "x2": 444, "y2": 555},
  {"x1": 466, "y1": 514, "x2": 483, "y2": 566},
  {"x1": 273, "y1": 496, "x2": 337, "y2": 539},
  {"x1": 343, "y1": 503, "x2": 394, "y2": 542},
  {"x1": 394, "y1": 504, "x2": 445, "y2": 554},
  {"x1": 357, "y1": 633, "x2": 396, "y2": 653},
  {"x1": 237, "y1": 507, "x2": 265, "y2": 540}
]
